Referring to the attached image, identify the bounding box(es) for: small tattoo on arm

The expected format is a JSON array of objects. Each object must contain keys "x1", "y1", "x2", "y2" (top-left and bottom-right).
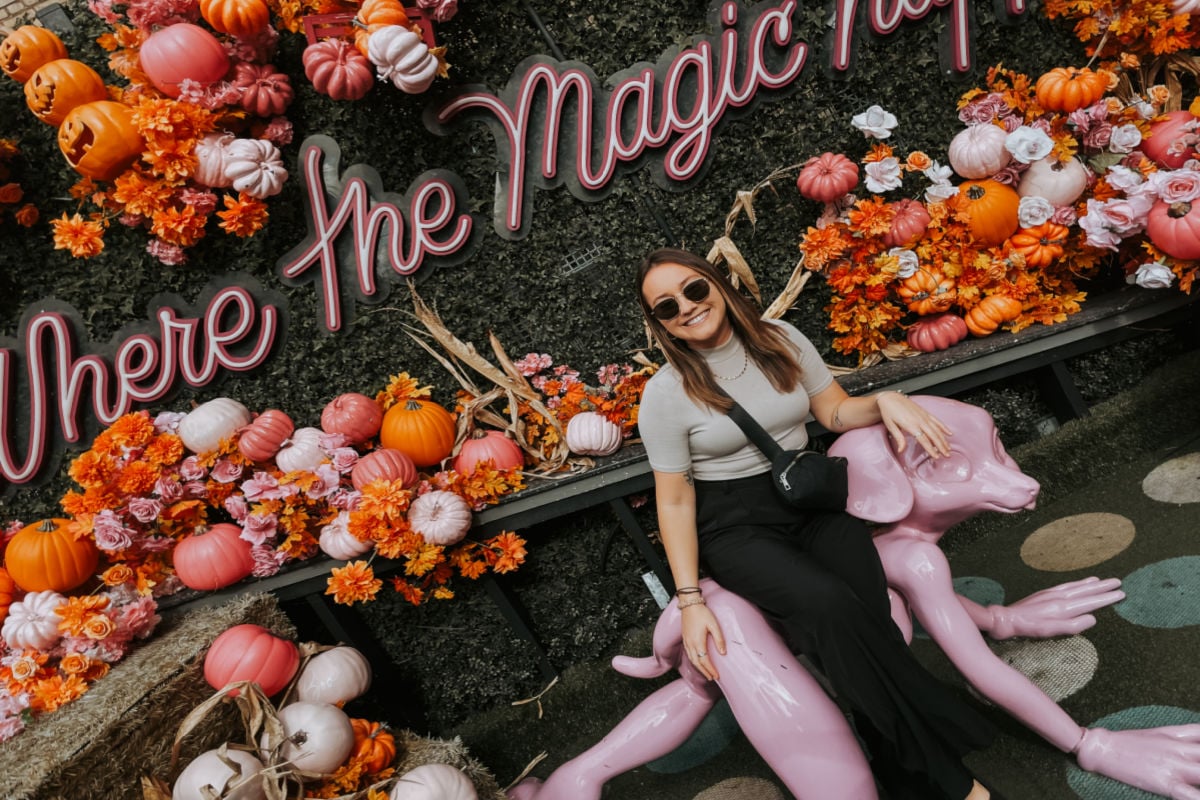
[
  {"x1": 832, "y1": 405, "x2": 844, "y2": 431},
  {"x1": 685, "y1": 473, "x2": 694, "y2": 486}
]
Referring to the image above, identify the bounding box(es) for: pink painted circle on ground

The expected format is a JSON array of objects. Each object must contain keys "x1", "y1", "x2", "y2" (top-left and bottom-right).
[
  {"x1": 1020, "y1": 513, "x2": 1135, "y2": 572},
  {"x1": 1142, "y1": 452, "x2": 1200, "y2": 504}
]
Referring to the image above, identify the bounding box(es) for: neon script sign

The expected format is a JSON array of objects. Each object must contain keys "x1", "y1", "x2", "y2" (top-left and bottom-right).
[
  {"x1": 279, "y1": 0, "x2": 1020, "y2": 332},
  {"x1": 0, "y1": 277, "x2": 283, "y2": 488}
]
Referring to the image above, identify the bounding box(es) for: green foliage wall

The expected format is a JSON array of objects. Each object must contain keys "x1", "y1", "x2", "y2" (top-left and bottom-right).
[{"x1": 0, "y1": 0, "x2": 1085, "y2": 518}]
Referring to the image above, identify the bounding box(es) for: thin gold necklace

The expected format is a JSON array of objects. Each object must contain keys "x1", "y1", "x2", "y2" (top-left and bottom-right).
[{"x1": 713, "y1": 348, "x2": 748, "y2": 381}]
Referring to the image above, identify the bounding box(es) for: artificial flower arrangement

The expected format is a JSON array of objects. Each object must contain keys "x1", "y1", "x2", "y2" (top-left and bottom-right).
[
  {"x1": 796, "y1": 55, "x2": 1199, "y2": 362},
  {"x1": 0, "y1": 138, "x2": 39, "y2": 228}
]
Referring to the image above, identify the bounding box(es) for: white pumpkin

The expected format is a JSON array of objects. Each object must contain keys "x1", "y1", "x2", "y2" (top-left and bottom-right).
[
  {"x1": 565, "y1": 411, "x2": 623, "y2": 457},
  {"x1": 408, "y1": 490, "x2": 473, "y2": 546},
  {"x1": 389, "y1": 764, "x2": 478, "y2": 800},
  {"x1": 1017, "y1": 156, "x2": 1091, "y2": 207},
  {"x1": 274, "y1": 427, "x2": 326, "y2": 474},
  {"x1": 947, "y1": 123, "x2": 1012, "y2": 179},
  {"x1": 173, "y1": 747, "x2": 267, "y2": 800},
  {"x1": 178, "y1": 398, "x2": 252, "y2": 454},
  {"x1": 294, "y1": 646, "x2": 373, "y2": 705},
  {"x1": 367, "y1": 26, "x2": 439, "y2": 94},
  {"x1": 223, "y1": 138, "x2": 288, "y2": 199},
  {"x1": 1, "y1": 590, "x2": 66, "y2": 650},
  {"x1": 264, "y1": 701, "x2": 355, "y2": 777},
  {"x1": 192, "y1": 132, "x2": 236, "y2": 189},
  {"x1": 318, "y1": 511, "x2": 373, "y2": 561}
]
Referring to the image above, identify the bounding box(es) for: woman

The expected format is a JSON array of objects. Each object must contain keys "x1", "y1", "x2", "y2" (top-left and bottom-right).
[{"x1": 636, "y1": 248, "x2": 997, "y2": 800}]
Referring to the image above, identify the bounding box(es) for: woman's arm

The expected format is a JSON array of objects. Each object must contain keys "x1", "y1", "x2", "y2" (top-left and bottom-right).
[
  {"x1": 808, "y1": 383, "x2": 952, "y2": 458},
  {"x1": 654, "y1": 469, "x2": 726, "y2": 680}
]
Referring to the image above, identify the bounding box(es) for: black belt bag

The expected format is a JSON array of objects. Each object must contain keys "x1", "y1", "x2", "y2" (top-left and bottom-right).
[{"x1": 722, "y1": 394, "x2": 849, "y2": 512}]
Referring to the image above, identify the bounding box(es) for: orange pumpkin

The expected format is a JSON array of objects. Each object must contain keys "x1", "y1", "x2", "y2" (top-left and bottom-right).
[
  {"x1": 896, "y1": 269, "x2": 957, "y2": 315},
  {"x1": 5, "y1": 518, "x2": 100, "y2": 593},
  {"x1": 0, "y1": 567, "x2": 14, "y2": 627},
  {"x1": 1035, "y1": 67, "x2": 1108, "y2": 113},
  {"x1": 200, "y1": 0, "x2": 271, "y2": 37},
  {"x1": 24, "y1": 59, "x2": 108, "y2": 126},
  {"x1": 354, "y1": 0, "x2": 411, "y2": 55},
  {"x1": 0, "y1": 25, "x2": 68, "y2": 83},
  {"x1": 1009, "y1": 222, "x2": 1068, "y2": 268},
  {"x1": 58, "y1": 100, "x2": 144, "y2": 181},
  {"x1": 958, "y1": 180, "x2": 1020, "y2": 247},
  {"x1": 380, "y1": 399, "x2": 456, "y2": 468},
  {"x1": 965, "y1": 295, "x2": 1023, "y2": 337},
  {"x1": 350, "y1": 718, "x2": 397, "y2": 774}
]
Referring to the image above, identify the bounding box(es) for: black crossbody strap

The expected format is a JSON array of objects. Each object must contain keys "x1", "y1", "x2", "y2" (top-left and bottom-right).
[{"x1": 718, "y1": 391, "x2": 784, "y2": 460}]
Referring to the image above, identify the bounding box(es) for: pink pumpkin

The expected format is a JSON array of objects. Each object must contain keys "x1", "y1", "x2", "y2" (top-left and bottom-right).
[
  {"x1": 138, "y1": 24, "x2": 230, "y2": 98},
  {"x1": 906, "y1": 313, "x2": 969, "y2": 352},
  {"x1": 238, "y1": 409, "x2": 295, "y2": 462},
  {"x1": 204, "y1": 623, "x2": 299, "y2": 696},
  {"x1": 303, "y1": 39, "x2": 374, "y2": 102},
  {"x1": 948, "y1": 123, "x2": 1011, "y2": 179},
  {"x1": 321, "y1": 392, "x2": 383, "y2": 445},
  {"x1": 796, "y1": 152, "x2": 859, "y2": 203},
  {"x1": 351, "y1": 448, "x2": 417, "y2": 490},
  {"x1": 1141, "y1": 110, "x2": 1199, "y2": 170},
  {"x1": 453, "y1": 429, "x2": 524, "y2": 476},
  {"x1": 233, "y1": 62, "x2": 294, "y2": 118},
  {"x1": 882, "y1": 199, "x2": 931, "y2": 247},
  {"x1": 173, "y1": 523, "x2": 255, "y2": 591},
  {"x1": 1146, "y1": 199, "x2": 1200, "y2": 260}
]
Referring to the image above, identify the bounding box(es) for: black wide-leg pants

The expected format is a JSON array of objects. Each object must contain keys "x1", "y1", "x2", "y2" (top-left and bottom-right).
[{"x1": 694, "y1": 472, "x2": 995, "y2": 800}]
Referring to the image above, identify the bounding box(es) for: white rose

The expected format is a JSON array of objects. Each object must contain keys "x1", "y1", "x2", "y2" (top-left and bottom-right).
[
  {"x1": 1005, "y1": 126, "x2": 1055, "y2": 164},
  {"x1": 925, "y1": 182, "x2": 959, "y2": 203},
  {"x1": 889, "y1": 248, "x2": 920, "y2": 278},
  {"x1": 1108, "y1": 124, "x2": 1143, "y2": 154},
  {"x1": 1018, "y1": 196, "x2": 1055, "y2": 227},
  {"x1": 923, "y1": 160, "x2": 954, "y2": 184},
  {"x1": 1104, "y1": 165, "x2": 1144, "y2": 192},
  {"x1": 1129, "y1": 261, "x2": 1176, "y2": 289},
  {"x1": 852, "y1": 105, "x2": 898, "y2": 139},
  {"x1": 864, "y1": 157, "x2": 903, "y2": 192}
]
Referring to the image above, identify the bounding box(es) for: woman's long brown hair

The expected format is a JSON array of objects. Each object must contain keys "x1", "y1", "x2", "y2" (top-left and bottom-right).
[{"x1": 637, "y1": 248, "x2": 803, "y2": 412}]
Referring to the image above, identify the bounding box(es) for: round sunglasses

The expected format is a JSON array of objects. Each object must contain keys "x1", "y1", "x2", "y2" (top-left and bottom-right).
[{"x1": 650, "y1": 277, "x2": 712, "y2": 321}]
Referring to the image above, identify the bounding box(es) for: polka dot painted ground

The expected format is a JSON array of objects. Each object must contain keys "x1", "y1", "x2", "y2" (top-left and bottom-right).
[
  {"x1": 1115, "y1": 556, "x2": 1200, "y2": 629},
  {"x1": 1142, "y1": 452, "x2": 1200, "y2": 505},
  {"x1": 1020, "y1": 512, "x2": 1136, "y2": 572}
]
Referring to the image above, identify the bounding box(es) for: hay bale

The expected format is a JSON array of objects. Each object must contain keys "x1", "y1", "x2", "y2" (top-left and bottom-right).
[
  {"x1": 0, "y1": 593, "x2": 295, "y2": 800},
  {"x1": 394, "y1": 729, "x2": 508, "y2": 800}
]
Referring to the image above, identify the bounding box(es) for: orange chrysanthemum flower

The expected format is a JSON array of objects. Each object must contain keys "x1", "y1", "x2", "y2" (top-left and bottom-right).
[
  {"x1": 108, "y1": 412, "x2": 156, "y2": 448},
  {"x1": 326, "y1": 560, "x2": 383, "y2": 605},
  {"x1": 51, "y1": 213, "x2": 106, "y2": 258},
  {"x1": 217, "y1": 192, "x2": 269, "y2": 238},
  {"x1": 150, "y1": 204, "x2": 208, "y2": 248},
  {"x1": 68, "y1": 450, "x2": 117, "y2": 490},
  {"x1": 116, "y1": 460, "x2": 160, "y2": 495},
  {"x1": 847, "y1": 196, "x2": 894, "y2": 238},
  {"x1": 404, "y1": 543, "x2": 443, "y2": 577},
  {"x1": 55, "y1": 595, "x2": 111, "y2": 637},
  {"x1": 111, "y1": 169, "x2": 175, "y2": 218},
  {"x1": 143, "y1": 433, "x2": 184, "y2": 466},
  {"x1": 489, "y1": 531, "x2": 528, "y2": 573},
  {"x1": 30, "y1": 674, "x2": 89, "y2": 713},
  {"x1": 800, "y1": 226, "x2": 851, "y2": 272}
]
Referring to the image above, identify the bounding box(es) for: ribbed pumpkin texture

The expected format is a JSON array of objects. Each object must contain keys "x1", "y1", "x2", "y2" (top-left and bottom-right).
[
  {"x1": 203, "y1": 623, "x2": 300, "y2": 696},
  {"x1": 172, "y1": 523, "x2": 255, "y2": 591},
  {"x1": 380, "y1": 399, "x2": 456, "y2": 467},
  {"x1": 5, "y1": 518, "x2": 99, "y2": 592}
]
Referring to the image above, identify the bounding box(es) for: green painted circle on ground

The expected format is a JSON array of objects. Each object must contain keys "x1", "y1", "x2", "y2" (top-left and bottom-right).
[
  {"x1": 1142, "y1": 451, "x2": 1200, "y2": 504},
  {"x1": 1115, "y1": 556, "x2": 1200, "y2": 628},
  {"x1": 1021, "y1": 513, "x2": 1135, "y2": 572}
]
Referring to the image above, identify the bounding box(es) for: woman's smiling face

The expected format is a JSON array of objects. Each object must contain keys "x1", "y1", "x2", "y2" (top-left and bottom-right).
[{"x1": 641, "y1": 261, "x2": 733, "y2": 350}]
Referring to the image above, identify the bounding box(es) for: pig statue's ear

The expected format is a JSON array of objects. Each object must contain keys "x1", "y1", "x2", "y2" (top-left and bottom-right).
[{"x1": 829, "y1": 424, "x2": 913, "y2": 523}]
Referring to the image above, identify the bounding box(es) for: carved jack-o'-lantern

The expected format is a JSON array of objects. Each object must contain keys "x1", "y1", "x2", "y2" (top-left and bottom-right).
[
  {"x1": 57, "y1": 100, "x2": 144, "y2": 182},
  {"x1": 0, "y1": 25, "x2": 68, "y2": 83},
  {"x1": 24, "y1": 59, "x2": 108, "y2": 126}
]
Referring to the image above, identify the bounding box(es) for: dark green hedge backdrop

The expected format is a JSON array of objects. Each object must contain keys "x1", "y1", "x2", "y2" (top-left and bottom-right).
[{"x1": 5, "y1": 0, "x2": 1173, "y2": 731}]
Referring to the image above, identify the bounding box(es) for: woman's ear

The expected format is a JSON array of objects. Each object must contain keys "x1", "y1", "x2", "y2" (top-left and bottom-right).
[{"x1": 830, "y1": 425, "x2": 914, "y2": 523}]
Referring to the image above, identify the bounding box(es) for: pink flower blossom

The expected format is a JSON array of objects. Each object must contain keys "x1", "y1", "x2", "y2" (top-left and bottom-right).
[
  {"x1": 250, "y1": 545, "x2": 286, "y2": 577},
  {"x1": 228, "y1": 25, "x2": 280, "y2": 63},
  {"x1": 596, "y1": 364, "x2": 625, "y2": 387},
  {"x1": 329, "y1": 488, "x2": 361, "y2": 511},
  {"x1": 116, "y1": 596, "x2": 160, "y2": 640},
  {"x1": 1151, "y1": 169, "x2": 1200, "y2": 203},
  {"x1": 990, "y1": 164, "x2": 1026, "y2": 186},
  {"x1": 417, "y1": 0, "x2": 458, "y2": 22},
  {"x1": 1050, "y1": 205, "x2": 1078, "y2": 226},
  {"x1": 262, "y1": 118, "x2": 294, "y2": 147},
  {"x1": 125, "y1": 0, "x2": 198, "y2": 30},
  {"x1": 179, "y1": 456, "x2": 207, "y2": 482},
  {"x1": 152, "y1": 411, "x2": 186, "y2": 434},
  {"x1": 93, "y1": 510, "x2": 135, "y2": 552},
  {"x1": 146, "y1": 238, "x2": 187, "y2": 265},
  {"x1": 0, "y1": 714, "x2": 25, "y2": 743},
  {"x1": 155, "y1": 474, "x2": 183, "y2": 503},
  {"x1": 224, "y1": 493, "x2": 249, "y2": 521},
  {"x1": 210, "y1": 458, "x2": 244, "y2": 484},
  {"x1": 119, "y1": 213, "x2": 145, "y2": 227},
  {"x1": 0, "y1": 690, "x2": 29, "y2": 717},
  {"x1": 319, "y1": 432, "x2": 350, "y2": 451},
  {"x1": 958, "y1": 94, "x2": 1006, "y2": 125},
  {"x1": 241, "y1": 471, "x2": 280, "y2": 502},
  {"x1": 86, "y1": 0, "x2": 121, "y2": 23},
  {"x1": 329, "y1": 447, "x2": 359, "y2": 474},
  {"x1": 179, "y1": 188, "x2": 218, "y2": 214},
  {"x1": 141, "y1": 535, "x2": 175, "y2": 553},
  {"x1": 515, "y1": 353, "x2": 553, "y2": 376},
  {"x1": 127, "y1": 496, "x2": 163, "y2": 524},
  {"x1": 1082, "y1": 123, "x2": 1113, "y2": 151},
  {"x1": 1079, "y1": 196, "x2": 1152, "y2": 249},
  {"x1": 241, "y1": 514, "x2": 277, "y2": 546},
  {"x1": 305, "y1": 464, "x2": 343, "y2": 500},
  {"x1": 182, "y1": 480, "x2": 208, "y2": 499}
]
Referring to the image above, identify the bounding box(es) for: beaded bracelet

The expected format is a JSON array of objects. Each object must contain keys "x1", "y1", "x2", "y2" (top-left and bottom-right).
[{"x1": 677, "y1": 595, "x2": 707, "y2": 610}]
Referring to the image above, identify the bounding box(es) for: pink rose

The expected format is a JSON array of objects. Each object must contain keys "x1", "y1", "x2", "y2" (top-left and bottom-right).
[
  {"x1": 127, "y1": 496, "x2": 163, "y2": 524},
  {"x1": 250, "y1": 545, "x2": 286, "y2": 577},
  {"x1": 224, "y1": 493, "x2": 249, "y2": 521},
  {"x1": 155, "y1": 474, "x2": 183, "y2": 503},
  {"x1": 241, "y1": 513, "x2": 277, "y2": 546},
  {"x1": 305, "y1": 464, "x2": 342, "y2": 499},
  {"x1": 1050, "y1": 205, "x2": 1078, "y2": 226},
  {"x1": 330, "y1": 488, "x2": 361, "y2": 511},
  {"x1": 179, "y1": 456, "x2": 206, "y2": 481},
  {"x1": 210, "y1": 458, "x2": 244, "y2": 484},
  {"x1": 93, "y1": 511, "x2": 135, "y2": 552},
  {"x1": 1152, "y1": 169, "x2": 1200, "y2": 203},
  {"x1": 117, "y1": 596, "x2": 160, "y2": 639},
  {"x1": 0, "y1": 715, "x2": 26, "y2": 743},
  {"x1": 1096, "y1": 197, "x2": 1151, "y2": 235},
  {"x1": 241, "y1": 471, "x2": 281, "y2": 502},
  {"x1": 329, "y1": 447, "x2": 359, "y2": 474},
  {"x1": 182, "y1": 480, "x2": 208, "y2": 499},
  {"x1": 1082, "y1": 123, "x2": 1113, "y2": 151}
]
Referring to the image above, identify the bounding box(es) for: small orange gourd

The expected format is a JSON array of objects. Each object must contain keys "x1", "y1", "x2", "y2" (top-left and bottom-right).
[
  {"x1": 5, "y1": 518, "x2": 100, "y2": 593},
  {"x1": 965, "y1": 295, "x2": 1023, "y2": 337},
  {"x1": 896, "y1": 269, "x2": 957, "y2": 316},
  {"x1": 350, "y1": 718, "x2": 397, "y2": 774},
  {"x1": 379, "y1": 399, "x2": 456, "y2": 468},
  {"x1": 353, "y1": 0, "x2": 411, "y2": 56},
  {"x1": 1009, "y1": 222, "x2": 1068, "y2": 268},
  {"x1": 1035, "y1": 67, "x2": 1108, "y2": 113},
  {"x1": 958, "y1": 180, "x2": 1020, "y2": 247},
  {"x1": 200, "y1": 0, "x2": 271, "y2": 37}
]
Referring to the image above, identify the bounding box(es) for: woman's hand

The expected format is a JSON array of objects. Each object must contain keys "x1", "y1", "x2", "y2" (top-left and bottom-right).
[
  {"x1": 876, "y1": 390, "x2": 953, "y2": 458},
  {"x1": 682, "y1": 603, "x2": 726, "y2": 681}
]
